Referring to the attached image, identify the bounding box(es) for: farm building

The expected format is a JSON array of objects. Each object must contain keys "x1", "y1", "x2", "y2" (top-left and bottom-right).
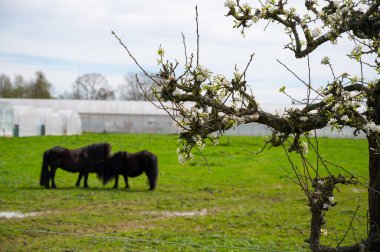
[{"x1": 0, "y1": 98, "x2": 364, "y2": 138}]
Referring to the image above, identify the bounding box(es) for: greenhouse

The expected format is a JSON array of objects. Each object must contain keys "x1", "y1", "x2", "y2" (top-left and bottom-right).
[
  {"x1": 0, "y1": 98, "x2": 176, "y2": 134},
  {"x1": 0, "y1": 100, "x2": 83, "y2": 137},
  {"x1": 0, "y1": 102, "x2": 14, "y2": 137},
  {"x1": 13, "y1": 106, "x2": 41, "y2": 137},
  {"x1": 37, "y1": 108, "x2": 64, "y2": 136},
  {"x1": 60, "y1": 110, "x2": 82, "y2": 135},
  {"x1": 0, "y1": 98, "x2": 364, "y2": 138}
]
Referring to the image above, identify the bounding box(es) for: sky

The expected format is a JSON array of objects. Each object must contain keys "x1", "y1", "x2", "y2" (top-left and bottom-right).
[{"x1": 0, "y1": 0, "x2": 376, "y2": 104}]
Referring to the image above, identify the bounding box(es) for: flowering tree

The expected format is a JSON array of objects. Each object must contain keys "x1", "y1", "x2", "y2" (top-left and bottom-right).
[{"x1": 114, "y1": 1, "x2": 379, "y2": 251}]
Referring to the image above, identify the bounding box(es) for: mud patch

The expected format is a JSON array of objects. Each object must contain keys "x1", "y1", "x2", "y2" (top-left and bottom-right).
[
  {"x1": 145, "y1": 209, "x2": 208, "y2": 218},
  {"x1": 0, "y1": 211, "x2": 38, "y2": 219}
]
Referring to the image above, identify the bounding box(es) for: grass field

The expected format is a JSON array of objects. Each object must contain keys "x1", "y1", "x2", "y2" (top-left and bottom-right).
[{"x1": 0, "y1": 134, "x2": 368, "y2": 251}]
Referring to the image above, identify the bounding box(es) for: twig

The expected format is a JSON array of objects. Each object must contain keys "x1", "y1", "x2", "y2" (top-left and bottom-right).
[
  {"x1": 194, "y1": 146, "x2": 211, "y2": 173},
  {"x1": 306, "y1": 55, "x2": 311, "y2": 106},
  {"x1": 242, "y1": 53, "x2": 255, "y2": 79},
  {"x1": 181, "y1": 32, "x2": 188, "y2": 65},
  {"x1": 337, "y1": 206, "x2": 360, "y2": 248},
  {"x1": 276, "y1": 59, "x2": 321, "y2": 96},
  {"x1": 282, "y1": 145, "x2": 310, "y2": 198},
  {"x1": 111, "y1": 31, "x2": 161, "y2": 86},
  {"x1": 195, "y1": 6, "x2": 200, "y2": 66}
]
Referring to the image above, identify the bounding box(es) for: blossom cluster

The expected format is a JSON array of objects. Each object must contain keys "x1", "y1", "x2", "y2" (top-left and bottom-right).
[
  {"x1": 194, "y1": 65, "x2": 212, "y2": 83},
  {"x1": 177, "y1": 140, "x2": 194, "y2": 164},
  {"x1": 363, "y1": 122, "x2": 380, "y2": 134},
  {"x1": 299, "y1": 141, "x2": 309, "y2": 155},
  {"x1": 224, "y1": 0, "x2": 236, "y2": 8},
  {"x1": 309, "y1": 177, "x2": 337, "y2": 212}
]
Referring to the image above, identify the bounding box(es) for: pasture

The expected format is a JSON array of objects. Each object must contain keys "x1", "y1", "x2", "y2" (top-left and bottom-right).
[{"x1": 0, "y1": 134, "x2": 368, "y2": 251}]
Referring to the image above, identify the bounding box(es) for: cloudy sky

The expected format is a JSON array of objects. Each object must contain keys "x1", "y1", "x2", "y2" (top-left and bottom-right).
[{"x1": 0, "y1": 0, "x2": 375, "y2": 104}]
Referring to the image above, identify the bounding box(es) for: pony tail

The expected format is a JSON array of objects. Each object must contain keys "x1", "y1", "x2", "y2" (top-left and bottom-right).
[
  {"x1": 40, "y1": 150, "x2": 50, "y2": 186},
  {"x1": 103, "y1": 155, "x2": 115, "y2": 185},
  {"x1": 147, "y1": 154, "x2": 158, "y2": 190}
]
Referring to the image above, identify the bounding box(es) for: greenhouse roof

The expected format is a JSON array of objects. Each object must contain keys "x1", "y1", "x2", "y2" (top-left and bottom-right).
[{"x1": 0, "y1": 99, "x2": 172, "y2": 115}]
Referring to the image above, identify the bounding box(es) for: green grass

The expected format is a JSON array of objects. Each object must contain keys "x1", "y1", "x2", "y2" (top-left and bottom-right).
[{"x1": 0, "y1": 134, "x2": 368, "y2": 251}]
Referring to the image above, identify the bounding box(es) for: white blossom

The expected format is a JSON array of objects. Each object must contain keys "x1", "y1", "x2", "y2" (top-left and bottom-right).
[
  {"x1": 195, "y1": 65, "x2": 212, "y2": 80},
  {"x1": 323, "y1": 203, "x2": 330, "y2": 210},
  {"x1": 178, "y1": 154, "x2": 186, "y2": 164},
  {"x1": 224, "y1": 0, "x2": 236, "y2": 8},
  {"x1": 329, "y1": 118, "x2": 337, "y2": 124},
  {"x1": 332, "y1": 103, "x2": 340, "y2": 112},
  {"x1": 321, "y1": 56, "x2": 330, "y2": 65},
  {"x1": 363, "y1": 122, "x2": 380, "y2": 134},
  {"x1": 196, "y1": 75, "x2": 205, "y2": 82},
  {"x1": 341, "y1": 115, "x2": 349, "y2": 121},
  {"x1": 233, "y1": 70, "x2": 242, "y2": 81},
  {"x1": 321, "y1": 228, "x2": 328, "y2": 236},
  {"x1": 328, "y1": 196, "x2": 335, "y2": 204},
  {"x1": 300, "y1": 141, "x2": 309, "y2": 155}
]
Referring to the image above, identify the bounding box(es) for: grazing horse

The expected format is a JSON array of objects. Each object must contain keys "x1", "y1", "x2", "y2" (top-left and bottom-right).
[
  {"x1": 40, "y1": 143, "x2": 112, "y2": 188},
  {"x1": 103, "y1": 150, "x2": 158, "y2": 190}
]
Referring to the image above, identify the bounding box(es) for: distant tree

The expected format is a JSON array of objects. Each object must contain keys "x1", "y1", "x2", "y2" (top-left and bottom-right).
[
  {"x1": 9, "y1": 74, "x2": 26, "y2": 98},
  {"x1": 28, "y1": 71, "x2": 52, "y2": 99},
  {"x1": 0, "y1": 71, "x2": 53, "y2": 98},
  {"x1": 0, "y1": 74, "x2": 13, "y2": 98},
  {"x1": 72, "y1": 73, "x2": 114, "y2": 100},
  {"x1": 118, "y1": 72, "x2": 157, "y2": 101}
]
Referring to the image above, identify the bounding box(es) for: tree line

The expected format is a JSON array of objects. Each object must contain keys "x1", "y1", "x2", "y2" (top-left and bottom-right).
[{"x1": 0, "y1": 71, "x2": 156, "y2": 100}]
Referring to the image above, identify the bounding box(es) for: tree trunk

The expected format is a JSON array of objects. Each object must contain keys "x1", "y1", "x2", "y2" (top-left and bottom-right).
[
  {"x1": 310, "y1": 209, "x2": 322, "y2": 250},
  {"x1": 367, "y1": 136, "x2": 380, "y2": 250}
]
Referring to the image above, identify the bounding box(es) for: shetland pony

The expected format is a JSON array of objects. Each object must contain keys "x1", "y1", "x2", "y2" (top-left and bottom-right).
[
  {"x1": 40, "y1": 143, "x2": 112, "y2": 188},
  {"x1": 103, "y1": 150, "x2": 158, "y2": 190}
]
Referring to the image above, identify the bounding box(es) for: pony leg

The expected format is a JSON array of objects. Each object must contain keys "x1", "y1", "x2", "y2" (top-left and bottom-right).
[
  {"x1": 76, "y1": 173, "x2": 83, "y2": 187},
  {"x1": 123, "y1": 175, "x2": 130, "y2": 189},
  {"x1": 83, "y1": 173, "x2": 89, "y2": 188},
  {"x1": 43, "y1": 171, "x2": 50, "y2": 188},
  {"x1": 43, "y1": 167, "x2": 51, "y2": 188},
  {"x1": 113, "y1": 175, "x2": 119, "y2": 189},
  {"x1": 146, "y1": 172, "x2": 157, "y2": 191},
  {"x1": 50, "y1": 167, "x2": 57, "y2": 188},
  {"x1": 40, "y1": 151, "x2": 50, "y2": 187}
]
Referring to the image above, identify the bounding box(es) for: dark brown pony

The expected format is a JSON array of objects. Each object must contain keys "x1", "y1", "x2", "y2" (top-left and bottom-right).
[
  {"x1": 40, "y1": 143, "x2": 112, "y2": 188},
  {"x1": 103, "y1": 150, "x2": 158, "y2": 190}
]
